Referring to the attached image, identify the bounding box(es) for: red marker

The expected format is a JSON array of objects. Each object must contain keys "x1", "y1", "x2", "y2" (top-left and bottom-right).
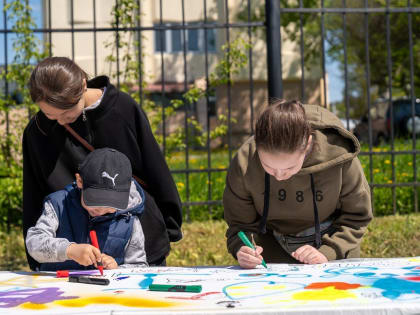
[
  {"x1": 89, "y1": 230, "x2": 104, "y2": 276},
  {"x1": 56, "y1": 270, "x2": 100, "y2": 278}
]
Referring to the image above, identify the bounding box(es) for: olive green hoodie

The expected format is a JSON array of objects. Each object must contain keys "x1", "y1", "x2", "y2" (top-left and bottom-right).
[{"x1": 224, "y1": 104, "x2": 373, "y2": 263}]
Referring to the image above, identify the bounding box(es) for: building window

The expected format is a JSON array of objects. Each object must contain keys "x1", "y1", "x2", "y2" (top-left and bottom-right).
[{"x1": 154, "y1": 22, "x2": 217, "y2": 53}]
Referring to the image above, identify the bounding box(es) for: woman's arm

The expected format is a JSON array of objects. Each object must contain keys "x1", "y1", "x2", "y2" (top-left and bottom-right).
[
  {"x1": 223, "y1": 154, "x2": 261, "y2": 259},
  {"x1": 134, "y1": 106, "x2": 183, "y2": 242},
  {"x1": 318, "y1": 158, "x2": 373, "y2": 260},
  {"x1": 22, "y1": 126, "x2": 48, "y2": 270}
]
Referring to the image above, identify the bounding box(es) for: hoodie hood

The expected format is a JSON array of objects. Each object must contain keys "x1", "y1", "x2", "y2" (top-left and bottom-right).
[{"x1": 298, "y1": 105, "x2": 361, "y2": 175}]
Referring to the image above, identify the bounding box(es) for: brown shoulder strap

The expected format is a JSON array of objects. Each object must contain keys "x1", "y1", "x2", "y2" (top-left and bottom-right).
[
  {"x1": 63, "y1": 124, "x2": 95, "y2": 152},
  {"x1": 63, "y1": 123, "x2": 148, "y2": 189}
]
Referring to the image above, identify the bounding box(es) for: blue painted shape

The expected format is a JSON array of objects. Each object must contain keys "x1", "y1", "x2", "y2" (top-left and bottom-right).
[
  {"x1": 322, "y1": 266, "x2": 378, "y2": 278},
  {"x1": 139, "y1": 273, "x2": 157, "y2": 290},
  {"x1": 354, "y1": 272, "x2": 376, "y2": 277},
  {"x1": 373, "y1": 277, "x2": 420, "y2": 299},
  {"x1": 115, "y1": 276, "x2": 130, "y2": 281}
]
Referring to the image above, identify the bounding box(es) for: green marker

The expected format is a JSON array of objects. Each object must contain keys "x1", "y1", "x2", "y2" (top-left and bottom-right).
[
  {"x1": 148, "y1": 284, "x2": 202, "y2": 293},
  {"x1": 238, "y1": 231, "x2": 268, "y2": 268}
]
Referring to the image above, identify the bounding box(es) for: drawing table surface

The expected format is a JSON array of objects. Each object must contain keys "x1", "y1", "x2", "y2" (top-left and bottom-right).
[{"x1": 0, "y1": 257, "x2": 419, "y2": 315}]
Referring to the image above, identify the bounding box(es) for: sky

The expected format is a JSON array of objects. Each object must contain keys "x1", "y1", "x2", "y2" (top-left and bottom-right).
[
  {"x1": 0, "y1": 0, "x2": 344, "y2": 103},
  {"x1": 326, "y1": 55, "x2": 344, "y2": 103},
  {"x1": 0, "y1": 0, "x2": 43, "y2": 65}
]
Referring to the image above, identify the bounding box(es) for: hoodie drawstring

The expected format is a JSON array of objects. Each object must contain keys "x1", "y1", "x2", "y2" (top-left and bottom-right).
[
  {"x1": 258, "y1": 173, "x2": 322, "y2": 249},
  {"x1": 310, "y1": 174, "x2": 322, "y2": 249},
  {"x1": 259, "y1": 172, "x2": 270, "y2": 234}
]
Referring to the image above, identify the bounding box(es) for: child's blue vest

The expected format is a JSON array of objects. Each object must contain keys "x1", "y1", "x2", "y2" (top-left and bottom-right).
[{"x1": 39, "y1": 180, "x2": 145, "y2": 271}]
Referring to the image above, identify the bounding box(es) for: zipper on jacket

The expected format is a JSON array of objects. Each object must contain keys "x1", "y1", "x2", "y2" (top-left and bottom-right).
[
  {"x1": 123, "y1": 212, "x2": 132, "y2": 222},
  {"x1": 82, "y1": 110, "x2": 94, "y2": 145}
]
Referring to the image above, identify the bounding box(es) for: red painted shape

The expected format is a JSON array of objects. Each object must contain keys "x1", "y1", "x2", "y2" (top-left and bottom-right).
[
  {"x1": 167, "y1": 291, "x2": 221, "y2": 300},
  {"x1": 305, "y1": 282, "x2": 362, "y2": 290},
  {"x1": 404, "y1": 276, "x2": 420, "y2": 281}
]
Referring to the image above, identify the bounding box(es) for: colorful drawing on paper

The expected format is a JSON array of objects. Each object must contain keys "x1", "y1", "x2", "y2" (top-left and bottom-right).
[{"x1": 0, "y1": 257, "x2": 419, "y2": 314}]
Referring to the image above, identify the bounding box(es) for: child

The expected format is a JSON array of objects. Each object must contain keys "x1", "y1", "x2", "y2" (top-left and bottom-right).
[{"x1": 26, "y1": 148, "x2": 148, "y2": 271}]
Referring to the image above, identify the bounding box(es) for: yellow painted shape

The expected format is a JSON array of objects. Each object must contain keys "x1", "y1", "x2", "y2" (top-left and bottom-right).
[
  {"x1": 54, "y1": 296, "x2": 180, "y2": 308},
  {"x1": 409, "y1": 258, "x2": 420, "y2": 262},
  {"x1": 228, "y1": 286, "x2": 247, "y2": 290},
  {"x1": 0, "y1": 275, "x2": 64, "y2": 288},
  {"x1": 20, "y1": 302, "x2": 48, "y2": 310},
  {"x1": 293, "y1": 286, "x2": 357, "y2": 301},
  {"x1": 228, "y1": 292, "x2": 248, "y2": 297},
  {"x1": 264, "y1": 285, "x2": 286, "y2": 290}
]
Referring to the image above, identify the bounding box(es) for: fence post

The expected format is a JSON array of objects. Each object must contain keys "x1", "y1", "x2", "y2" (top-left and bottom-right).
[{"x1": 265, "y1": 0, "x2": 283, "y2": 99}]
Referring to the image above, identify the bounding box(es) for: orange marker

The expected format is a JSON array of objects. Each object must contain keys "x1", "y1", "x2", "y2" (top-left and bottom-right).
[{"x1": 89, "y1": 230, "x2": 104, "y2": 276}]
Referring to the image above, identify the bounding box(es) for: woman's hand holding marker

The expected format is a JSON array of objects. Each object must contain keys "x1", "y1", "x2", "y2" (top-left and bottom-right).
[
  {"x1": 237, "y1": 231, "x2": 268, "y2": 269},
  {"x1": 237, "y1": 245, "x2": 265, "y2": 269}
]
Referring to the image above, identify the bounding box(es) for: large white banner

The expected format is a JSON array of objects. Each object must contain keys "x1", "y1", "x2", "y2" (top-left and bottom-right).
[{"x1": 0, "y1": 257, "x2": 419, "y2": 314}]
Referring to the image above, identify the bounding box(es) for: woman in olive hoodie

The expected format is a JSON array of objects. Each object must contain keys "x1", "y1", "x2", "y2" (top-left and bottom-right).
[{"x1": 223, "y1": 100, "x2": 373, "y2": 268}]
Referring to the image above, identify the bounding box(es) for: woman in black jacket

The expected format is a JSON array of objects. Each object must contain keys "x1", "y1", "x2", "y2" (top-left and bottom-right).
[{"x1": 23, "y1": 56, "x2": 182, "y2": 270}]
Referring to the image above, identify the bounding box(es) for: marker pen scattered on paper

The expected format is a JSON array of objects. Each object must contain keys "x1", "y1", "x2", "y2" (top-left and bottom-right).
[
  {"x1": 69, "y1": 275, "x2": 109, "y2": 286},
  {"x1": 148, "y1": 284, "x2": 202, "y2": 293}
]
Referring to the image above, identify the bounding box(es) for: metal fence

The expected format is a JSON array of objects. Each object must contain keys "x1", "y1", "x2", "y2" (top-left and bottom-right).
[
  {"x1": 1, "y1": 0, "x2": 419, "y2": 220},
  {"x1": 271, "y1": 1, "x2": 420, "y2": 215}
]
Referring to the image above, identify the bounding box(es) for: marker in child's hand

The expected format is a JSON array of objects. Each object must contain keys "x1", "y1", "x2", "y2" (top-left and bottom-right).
[
  {"x1": 89, "y1": 230, "x2": 104, "y2": 275},
  {"x1": 237, "y1": 231, "x2": 268, "y2": 269}
]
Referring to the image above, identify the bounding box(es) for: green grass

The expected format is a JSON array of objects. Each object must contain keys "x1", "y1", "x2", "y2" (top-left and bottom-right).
[
  {"x1": 3, "y1": 214, "x2": 419, "y2": 270},
  {"x1": 167, "y1": 214, "x2": 420, "y2": 266},
  {"x1": 358, "y1": 139, "x2": 420, "y2": 215},
  {"x1": 167, "y1": 138, "x2": 420, "y2": 219}
]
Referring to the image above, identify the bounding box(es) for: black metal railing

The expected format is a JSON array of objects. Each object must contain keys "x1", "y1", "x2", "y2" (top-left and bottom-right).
[{"x1": 0, "y1": 0, "x2": 419, "y2": 220}]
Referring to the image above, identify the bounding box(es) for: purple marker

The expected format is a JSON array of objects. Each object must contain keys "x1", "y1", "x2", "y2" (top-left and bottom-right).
[{"x1": 56, "y1": 270, "x2": 100, "y2": 278}]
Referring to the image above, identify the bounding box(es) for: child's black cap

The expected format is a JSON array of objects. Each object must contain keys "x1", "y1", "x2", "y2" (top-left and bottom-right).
[{"x1": 79, "y1": 148, "x2": 132, "y2": 210}]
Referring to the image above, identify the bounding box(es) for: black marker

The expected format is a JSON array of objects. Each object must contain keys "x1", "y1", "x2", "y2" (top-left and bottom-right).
[{"x1": 69, "y1": 275, "x2": 110, "y2": 286}]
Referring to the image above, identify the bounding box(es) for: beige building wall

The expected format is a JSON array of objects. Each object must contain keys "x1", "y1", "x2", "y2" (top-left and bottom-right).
[{"x1": 42, "y1": 0, "x2": 325, "y2": 145}]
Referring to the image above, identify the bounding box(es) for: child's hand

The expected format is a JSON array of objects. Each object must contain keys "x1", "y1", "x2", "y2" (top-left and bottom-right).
[
  {"x1": 292, "y1": 245, "x2": 328, "y2": 264},
  {"x1": 101, "y1": 253, "x2": 118, "y2": 269},
  {"x1": 236, "y1": 245, "x2": 264, "y2": 269},
  {"x1": 66, "y1": 244, "x2": 102, "y2": 267}
]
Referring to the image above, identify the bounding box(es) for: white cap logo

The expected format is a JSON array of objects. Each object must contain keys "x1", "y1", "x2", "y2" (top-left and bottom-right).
[{"x1": 101, "y1": 171, "x2": 119, "y2": 187}]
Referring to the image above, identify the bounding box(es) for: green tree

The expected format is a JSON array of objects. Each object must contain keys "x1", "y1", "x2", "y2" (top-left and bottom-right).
[
  {"x1": 0, "y1": 0, "x2": 47, "y2": 227},
  {"x1": 237, "y1": 0, "x2": 420, "y2": 116},
  {"x1": 105, "y1": 0, "x2": 247, "y2": 154}
]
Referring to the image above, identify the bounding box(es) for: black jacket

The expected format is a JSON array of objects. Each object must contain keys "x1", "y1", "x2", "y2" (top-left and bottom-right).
[{"x1": 23, "y1": 76, "x2": 182, "y2": 270}]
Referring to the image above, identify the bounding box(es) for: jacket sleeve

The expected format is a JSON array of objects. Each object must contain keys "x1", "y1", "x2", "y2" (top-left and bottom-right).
[
  {"x1": 318, "y1": 157, "x2": 373, "y2": 260},
  {"x1": 135, "y1": 106, "x2": 183, "y2": 242},
  {"x1": 22, "y1": 126, "x2": 47, "y2": 270},
  {"x1": 26, "y1": 200, "x2": 72, "y2": 263},
  {"x1": 223, "y1": 155, "x2": 261, "y2": 259}
]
